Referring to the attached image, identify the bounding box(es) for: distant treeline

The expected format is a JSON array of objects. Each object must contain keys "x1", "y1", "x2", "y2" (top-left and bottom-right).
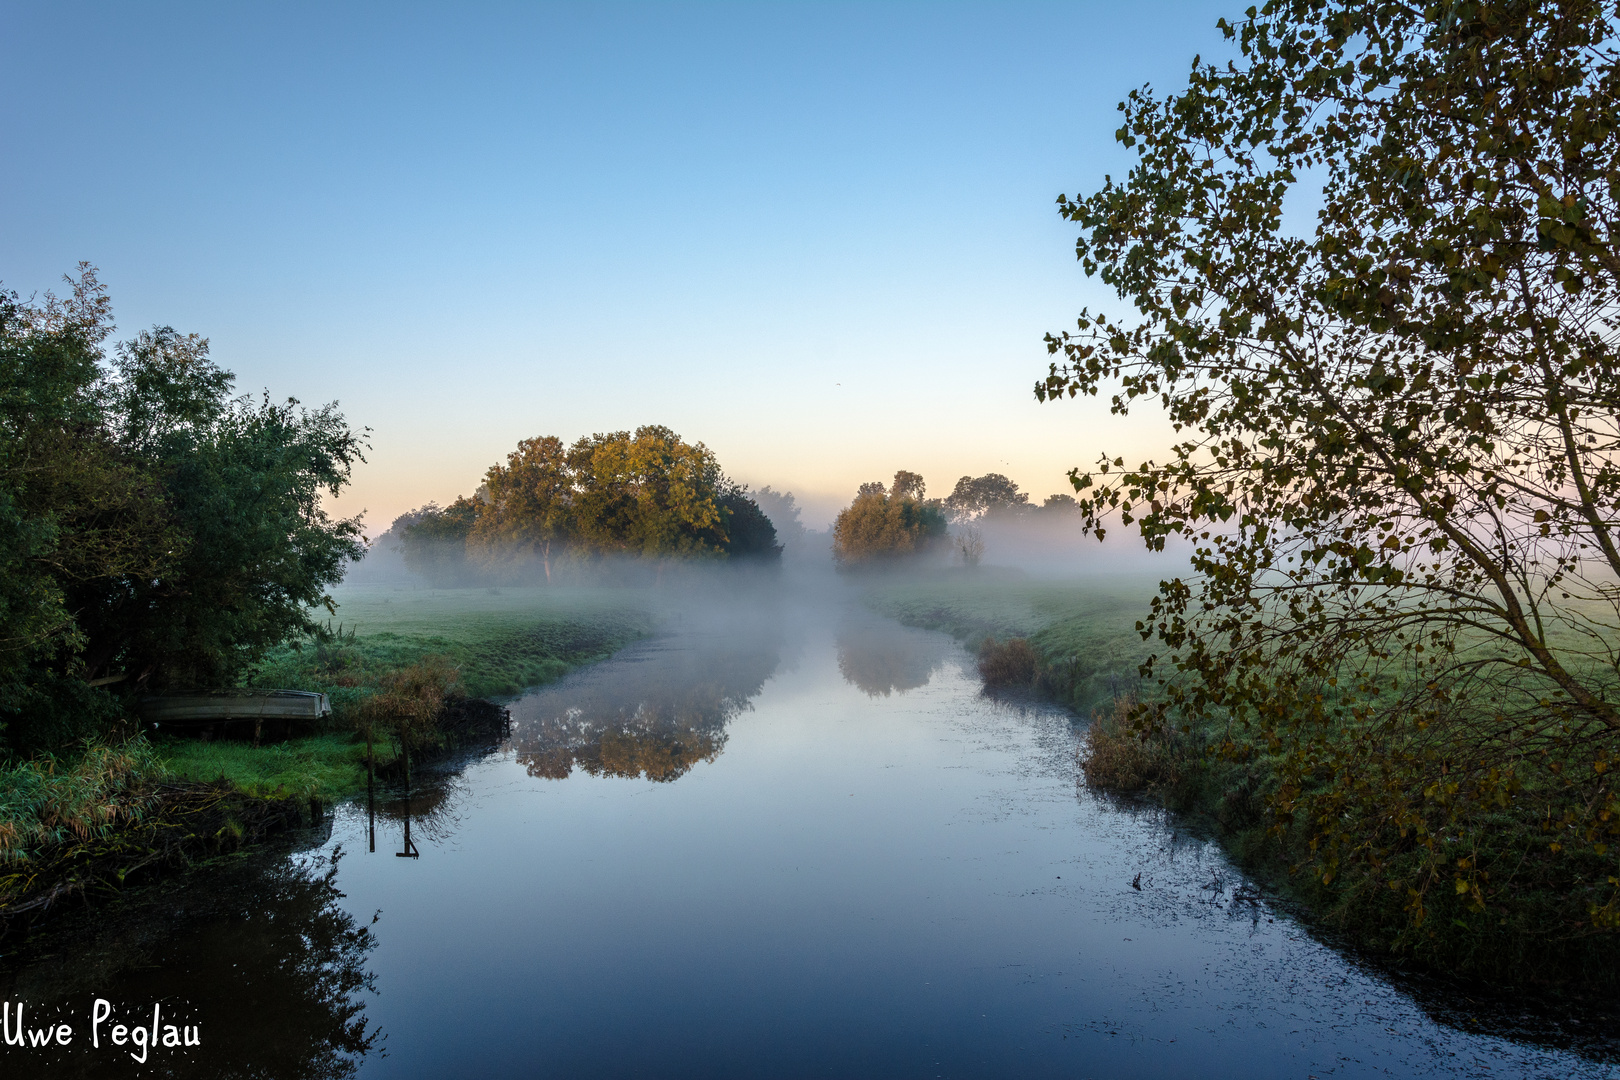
[
  {"x1": 832, "y1": 470, "x2": 1078, "y2": 567},
  {"x1": 393, "y1": 426, "x2": 782, "y2": 586}
]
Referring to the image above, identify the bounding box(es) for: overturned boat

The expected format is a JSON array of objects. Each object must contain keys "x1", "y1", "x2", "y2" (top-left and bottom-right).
[{"x1": 139, "y1": 689, "x2": 331, "y2": 739}]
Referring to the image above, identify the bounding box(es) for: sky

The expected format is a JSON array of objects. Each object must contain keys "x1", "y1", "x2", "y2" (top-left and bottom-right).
[{"x1": 2, "y1": 1, "x2": 1238, "y2": 531}]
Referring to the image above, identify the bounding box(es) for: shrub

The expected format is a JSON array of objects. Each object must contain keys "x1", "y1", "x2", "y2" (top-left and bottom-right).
[
  {"x1": 977, "y1": 636, "x2": 1037, "y2": 688},
  {"x1": 1081, "y1": 696, "x2": 1180, "y2": 794},
  {"x1": 356, "y1": 655, "x2": 459, "y2": 752}
]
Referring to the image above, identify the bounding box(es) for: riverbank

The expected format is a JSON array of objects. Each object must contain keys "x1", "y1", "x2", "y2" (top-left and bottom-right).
[
  {"x1": 862, "y1": 568, "x2": 1156, "y2": 715},
  {"x1": 1, "y1": 586, "x2": 655, "y2": 938},
  {"x1": 0, "y1": 776, "x2": 307, "y2": 941},
  {"x1": 156, "y1": 584, "x2": 655, "y2": 802},
  {"x1": 863, "y1": 569, "x2": 1620, "y2": 995}
]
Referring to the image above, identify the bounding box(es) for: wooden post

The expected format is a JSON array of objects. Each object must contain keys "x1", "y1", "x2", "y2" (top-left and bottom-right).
[
  {"x1": 367, "y1": 734, "x2": 376, "y2": 853},
  {"x1": 396, "y1": 738, "x2": 418, "y2": 859}
]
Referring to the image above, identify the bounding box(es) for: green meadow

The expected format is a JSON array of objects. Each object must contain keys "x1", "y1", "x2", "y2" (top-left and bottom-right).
[{"x1": 155, "y1": 584, "x2": 656, "y2": 801}]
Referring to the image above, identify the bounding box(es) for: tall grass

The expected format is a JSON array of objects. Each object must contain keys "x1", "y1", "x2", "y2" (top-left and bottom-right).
[
  {"x1": 155, "y1": 733, "x2": 373, "y2": 802},
  {"x1": 0, "y1": 740, "x2": 165, "y2": 863},
  {"x1": 977, "y1": 636, "x2": 1038, "y2": 688},
  {"x1": 1080, "y1": 695, "x2": 1184, "y2": 793}
]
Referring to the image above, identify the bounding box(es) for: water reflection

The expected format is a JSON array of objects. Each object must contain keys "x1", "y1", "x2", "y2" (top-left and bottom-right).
[
  {"x1": 835, "y1": 618, "x2": 943, "y2": 696},
  {"x1": 0, "y1": 837, "x2": 381, "y2": 1079},
  {"x1": 507, "y1": 619, "x2": 783, "y2": 783}
]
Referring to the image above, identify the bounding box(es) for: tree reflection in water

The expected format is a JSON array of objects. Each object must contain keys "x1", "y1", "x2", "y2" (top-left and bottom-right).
[
  {"x1": 509, "y1": 619, "x2": 783, "y2": 783},
  {"x1": 835, "y1": 619, "x2": 943, "y2": 697},
  {"x1": 0, "y1": 838, "x2": 380, "y2": 1080}
]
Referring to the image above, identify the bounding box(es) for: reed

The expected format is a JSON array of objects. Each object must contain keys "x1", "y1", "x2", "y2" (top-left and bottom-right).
[
  {"x1": 0, "y1": 739, "x2": 165, "y2": 864},
  {"x1": 1079, "y1": 695, "x2": 1183, "y2": 794},
  {"x1": 976, "y1": 636, "x2": 1038, "y2": 688}
]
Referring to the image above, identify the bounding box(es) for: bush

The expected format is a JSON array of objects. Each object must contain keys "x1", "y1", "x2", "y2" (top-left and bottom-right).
[
  {"x1": 1080, "y1": 696, "x2": 1181, "y2": 794},
  {"x1": 356, "y1": 655, "x2": 459, "y2": 752},
  {"x1": 976, "y1": 636, "x2": 1037, "y2": 688}
]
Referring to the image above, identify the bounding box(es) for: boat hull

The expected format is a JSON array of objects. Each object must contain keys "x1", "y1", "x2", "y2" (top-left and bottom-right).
[{"x1": 139, "y1": 691, "x2": 332, "y2": 725}]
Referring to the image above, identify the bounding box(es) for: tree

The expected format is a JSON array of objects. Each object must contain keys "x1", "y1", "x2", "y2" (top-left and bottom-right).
[
  {"x1": 748, "y1": 486, "x2": 809, "y2": 548},
  {"x1": 890, "y1": 470, "x2": 927, "y2": 501},
  {"x1": 956, "y1": 525, "x2": 986, "y2": 567},
  {"x1": 470, "y1": 435, "x2": 574, "y2": 582},
  {"x1": 87, "y1": 329, "x2": 367, "y2": 690},
  {"x1": 1039, "y1": 493, "x2": 1080, "y2": 515},
  {"x1": 568, "y1": 426, "x2": 729, "y2": 559},
  {"x1": 1040, "y1": 1, "x2": 1620, "y2": 951},
  {"x1": 0, "y1": 267, "x2": 367, "y2": 752},
  {"x1": 943, "y1": 473, "x2": 1029, "y2": 520},
  {"x1": 832, "y1": 471, "x2": 947, "y2": 566},
  {"x1": 0, "y1": 269, "x2": 170, "y2": 747},
  {"x1": 401, "y1": 426, "x2": 779, "y2": 583},
  {"x1": 714, "y1": 480, "x2": 783, "y2": 559},
  {"x1": 399, "y1": 499, "x2": 480, "y2": 587}
]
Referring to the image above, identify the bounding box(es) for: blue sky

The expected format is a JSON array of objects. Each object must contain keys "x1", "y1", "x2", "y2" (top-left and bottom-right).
[{"x1": 2, "y1": 1, "x2": 1236, "y2": 529}]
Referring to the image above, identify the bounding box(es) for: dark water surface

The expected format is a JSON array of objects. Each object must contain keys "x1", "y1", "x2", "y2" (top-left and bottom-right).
[{"x1": 5, "y1": 598, "x2": 1618, "y2": 1078}]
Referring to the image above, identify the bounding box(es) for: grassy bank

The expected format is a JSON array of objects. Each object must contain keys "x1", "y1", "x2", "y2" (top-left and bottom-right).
[
  {"x1": 252, "y1": 584, "x2": 656, "y2": 705},
  {"x1": 0, "y1": 743, "x2": 306, "y2": 940},
  {"x1": 864, "y1": 570, "x2": 1620, "y2": 993},
  {"x1": 155, "y1": 584, "x2": 655, "y2": 803},
  {"x1": 863, "y1": 568, "x2": 1158, "y2": 714},
  {"x1": 1080, "y1": 690, "x2": 1620, "y2": 994}
]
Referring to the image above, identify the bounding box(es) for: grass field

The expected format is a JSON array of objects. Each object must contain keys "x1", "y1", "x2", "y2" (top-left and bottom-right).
[
  {"x1": 255, "y1": 583, "x2": 655, "y2": 702},
  {"x1": 154, "y1": 733, "x2": 375, "y2": 802},
  {"x1": 155, "y1": 583, "x2": 657, "y2": 800}
]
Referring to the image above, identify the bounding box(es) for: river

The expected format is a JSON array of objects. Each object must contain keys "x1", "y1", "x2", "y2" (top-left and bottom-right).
[{"x1": 4, "y1": 594, "x2": 1616, "y2": 1078}]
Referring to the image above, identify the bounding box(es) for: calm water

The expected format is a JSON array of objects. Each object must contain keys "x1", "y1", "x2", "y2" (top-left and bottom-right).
[{"x1": 5, "y1": 596, "x2": 1618, "y2": 1078}]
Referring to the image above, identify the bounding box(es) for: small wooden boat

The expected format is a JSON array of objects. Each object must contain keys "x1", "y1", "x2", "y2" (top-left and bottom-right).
[{"x1": 138, "y1": 689, "x2": 332, "y2": 726}]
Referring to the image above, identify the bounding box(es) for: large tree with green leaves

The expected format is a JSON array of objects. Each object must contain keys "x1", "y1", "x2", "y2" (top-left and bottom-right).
[
  {"x1": 402, "y1": 425, "x2": 779, "y2": 582},
  {"x1": 943, "y1": 473, "x2": 1030, "y2": 521},
  {"x1": 397, "y1": 498, "x2": 481, "y2": 587},
  {"x1": 471, "y1": 435, "x2": 574, "y2": 582},
  {"x1": 0, "y1": 267, "x2": 367, "y2": 752},
  {"x1": 1041, "y1": 1, "x2": 1620, "y2": 965},
  {"x1": 567, "y1": 425, "x2": 734, "y2": 558}
]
